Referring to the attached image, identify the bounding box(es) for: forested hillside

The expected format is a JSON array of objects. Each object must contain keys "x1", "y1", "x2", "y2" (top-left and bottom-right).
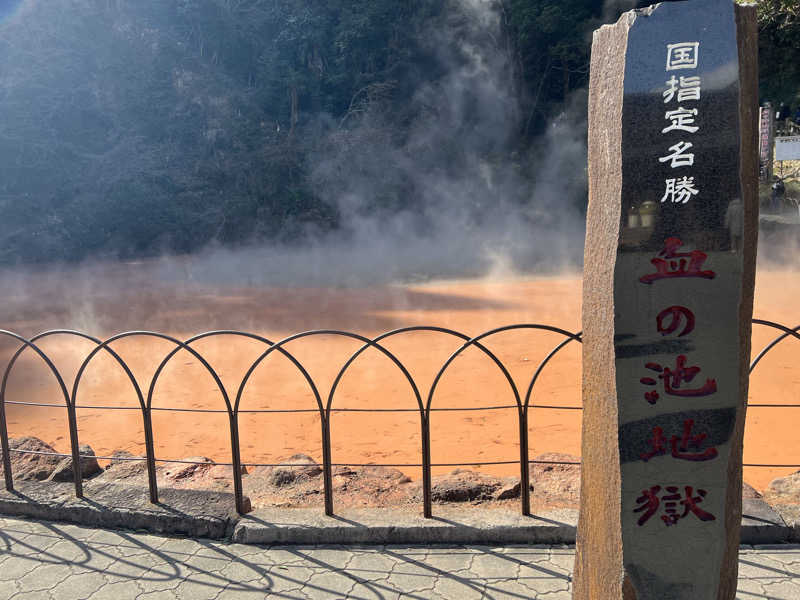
[{"x1": 0, "y1": 0, "x2": 796, "y2": 267}]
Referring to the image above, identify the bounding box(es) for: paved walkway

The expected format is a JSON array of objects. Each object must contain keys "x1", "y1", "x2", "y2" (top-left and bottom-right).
[{"x1": 0, "y1": 517, "x2": 799, "y2": 599}]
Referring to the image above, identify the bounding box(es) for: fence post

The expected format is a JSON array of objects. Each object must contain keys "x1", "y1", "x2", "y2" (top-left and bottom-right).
[
  {"x1": 0, "y1": 387, "x2": 13, "y2": 491},
  {"x1": 518, "y1": 407, "x2": 531, "y2": 516},
  {"x1": 321, "y1": 415, "x2": 334, "y2": 516},
  {"x1": 142, "y1": 409, "x2": 159, "y2": 504},
  {"x1": 66, "y1": 403, "x2": 83, "y2": 497},
  {"x1": 228, "y1": 412, "x2": 247, "y2": 514},
  {"x1": 421, "y1": 414, "x2": 432, "y2": 518}
]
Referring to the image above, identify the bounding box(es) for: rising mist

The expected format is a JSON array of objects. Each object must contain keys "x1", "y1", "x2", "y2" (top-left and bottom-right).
[{"x1": 0, "y1": 0, "x2": 614, "y2": 289}]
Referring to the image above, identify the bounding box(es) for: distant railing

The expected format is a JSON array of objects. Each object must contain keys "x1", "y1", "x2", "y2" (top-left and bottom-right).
[{"x1": 0, "y1": 319, "x2": 797, "y2": 518}]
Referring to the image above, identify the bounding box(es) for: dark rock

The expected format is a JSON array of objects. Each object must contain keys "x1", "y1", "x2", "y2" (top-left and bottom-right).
[
  {"x1": 265, "y1": 454, "x2": 322, "y2": 487},
  {"x1": 0, "y1": 437, "x2": 63, "y2": 481},
  {"x1": 281, "y1": 454, "x2": 322, "y2": 477},
  {"x1": 46, "y1": 444, "x2": 102, "y2": 482},
  {"x1": 494, "y1": 478, "x2": 521, "y2": 501},
  {"x1": 330, "y1": 465, "x2": 409, "y2": 492},
  {"x1": 160, "y1": 457, "x2": 215, "y2": 482},
  {"x1": 241, "y1": 458, "x2": 414, "y2": 509},
  {"x1": 100, "y1": 450, "x2": 148, "y2": 481},
  {"x1": 97, "y1": 454, "x2": 249, "y2": 495},
  {"x1": 110, "y1": 450, "x2": 137, "y2": 466},
  {"x1": 360, "y1": 465, "x2": 411, "y2": 484},
  {"x1": 743, "y1": 481, "x2": 762, "y2": 499},
  {"x1": 270, "y1": 469, "x2": 296, "y2": 487},
  {"x1": 764, "y1": 470, "x2": 800, "y2": 504},
  {"x1": 430, "y1": 469, "x2": 502, "y2": 503},
  {"x1": 329, "y1": 465, "x2": 413, "y2": 498},
  {"x1": 529, "y1": 452, "x2": 581, "y2": 507}
]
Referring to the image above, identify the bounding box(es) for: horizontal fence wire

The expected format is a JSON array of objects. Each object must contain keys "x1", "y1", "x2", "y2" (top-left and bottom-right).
[
  {"x1": 3, "y1": 448, "x2": 581, "y2": 468},
  {"x1": 6, "y1": 448, "x2": 796, "y2": 468},
  {"x1": 0, "y1": 318, "x2": 797, "y2": 518},
  {"x1": 7, "y1": 400, "x2": 789, "y2": 412},
  {"x1": 5, "y1": 401, "x2": 583, "y2": 412}
]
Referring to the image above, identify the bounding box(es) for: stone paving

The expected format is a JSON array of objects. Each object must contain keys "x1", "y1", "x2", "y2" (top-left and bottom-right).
[{"x1": 0, "y1": 517, "x2": 799, "y2": 599}]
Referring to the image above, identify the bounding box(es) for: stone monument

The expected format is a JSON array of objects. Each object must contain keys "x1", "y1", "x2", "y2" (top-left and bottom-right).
[{"x1": 575, "y1": 1, "x2": 758, "y2": 598}]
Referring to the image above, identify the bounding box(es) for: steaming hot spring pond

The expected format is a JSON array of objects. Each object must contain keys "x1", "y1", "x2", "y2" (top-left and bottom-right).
[{"x1": 0, "y1": 258, "x2": 798, "y2": 495}]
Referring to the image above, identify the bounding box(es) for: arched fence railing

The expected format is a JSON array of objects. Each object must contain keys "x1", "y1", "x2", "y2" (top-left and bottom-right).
[{"x1": 0, "y1": 318, "x2": 796, "y2": 518}]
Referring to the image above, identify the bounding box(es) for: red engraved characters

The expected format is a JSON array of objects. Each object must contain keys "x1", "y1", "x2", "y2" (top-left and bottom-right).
[
  {"x1": 640, "y1": 427, "x2": 668, "y2": 461},
  {"x1": 634, "y1": 485, "x2": 662, "y2": 526},
  {"x1": 631, "y1": 232, "x2": 720, "y2": 528},
  {"x1": 679, "y1": 486, "x2": 716, "y2": 522},
  {"x1": 657, "y1": 305, "x2": 695, "y2": 337},
  {"x1": 660, "y1": 486, "x2": 684, "y2": 526},
  {"x1": 634, "y1": 485, "x2": 716, "y2": 527},
  {"x1": 640, "y1": 419, "x2": 718, "y2": 462},
  {"x1": 640, "y1": 355, "x2": 717, "y2": 404},
  {"x1": 671, "y1": 419, "x2": 718, "y2": 461},
  {"x1": 639, "y1": 237, "x2": 716, "y2": 284}
]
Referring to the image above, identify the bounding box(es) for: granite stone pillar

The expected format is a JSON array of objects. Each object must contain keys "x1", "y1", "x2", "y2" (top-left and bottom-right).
[{"x1": 574, "y1": 1, "x2": 758, "y2": 599}]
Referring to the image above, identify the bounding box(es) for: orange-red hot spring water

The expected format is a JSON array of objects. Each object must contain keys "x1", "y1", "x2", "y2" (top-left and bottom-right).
[{"x1": 0, "y1": 261, "x2": 797, "y2": 493}]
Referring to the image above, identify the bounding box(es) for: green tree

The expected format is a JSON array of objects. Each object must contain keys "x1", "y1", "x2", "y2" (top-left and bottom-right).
[
  {"x1": 756, "y1": 0, "x2": 800, "y2": 102},
  {"x1": 503, "y1": 1, "x2": 609, "y2": 139}
]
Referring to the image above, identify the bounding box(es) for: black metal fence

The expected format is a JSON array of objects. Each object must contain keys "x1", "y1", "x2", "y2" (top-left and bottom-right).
[{"x1": 0, "y1": 319, "x2": 798, "y2": 518}]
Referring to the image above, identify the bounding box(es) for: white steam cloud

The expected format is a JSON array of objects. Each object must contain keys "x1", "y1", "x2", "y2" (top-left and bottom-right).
[{"x1": 165, "y1": 0, "x2": 588, "y2": 288}]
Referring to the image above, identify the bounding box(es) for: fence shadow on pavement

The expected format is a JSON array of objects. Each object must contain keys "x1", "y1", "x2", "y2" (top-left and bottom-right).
[{"x1": 0, "y1": 517, "x2": 573, "y2": 599}]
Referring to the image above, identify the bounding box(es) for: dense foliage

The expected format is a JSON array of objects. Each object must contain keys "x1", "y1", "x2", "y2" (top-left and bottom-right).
[
  {"x1": 757, "y1": 0, "x2": 800, "y2": 102},
  {"x1": 0, "y1": 0, "x2": 796, "y2": 265}
]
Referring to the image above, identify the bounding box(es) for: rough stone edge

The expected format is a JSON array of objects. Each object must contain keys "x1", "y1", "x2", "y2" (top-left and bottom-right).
[
  {"x1": 232, "y1": 523, "x2": 578, "y2": 546},
  {"x1": 740, "y1": 498, "x2": 789, "y2": 545},
  {"x1": 0, "y1": 497, "x2": 232, "y2": 539},
  {"x1": 231, "y1": 508, "x2": 580, "y2": 545},
  {"x1": 718, "y1": 5, "x2": 759, "y2": 600},
  {"x1": 0, "y1": 489, "x2": 795, "y2": 545},
  {"x1": 575, "y1": 9, "x2": 630, "y2": 600},
  {"x1": 762, "y1": 504, "x2": 800, "y2": 544},
  {"x1": 0, "y1": 481, "x2": 239, "y2": 539}
]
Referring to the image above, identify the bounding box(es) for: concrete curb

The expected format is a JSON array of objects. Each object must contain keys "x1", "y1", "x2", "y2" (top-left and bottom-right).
[
  {"x1": 232, "y1": 507, "x2": 579, "y2": 545},
  {"x1": 741, "y1": 497, "x2": 789, "y2": 544},
  {"x1": 766, "y1": 503, "x2": 800, "y2": 543},
  {"x1": 0, "y1": 481, "x2": 793, "y2": 545},
  {"x1": 0, "y1": 481, "x2": 240, "y2": 539}
]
